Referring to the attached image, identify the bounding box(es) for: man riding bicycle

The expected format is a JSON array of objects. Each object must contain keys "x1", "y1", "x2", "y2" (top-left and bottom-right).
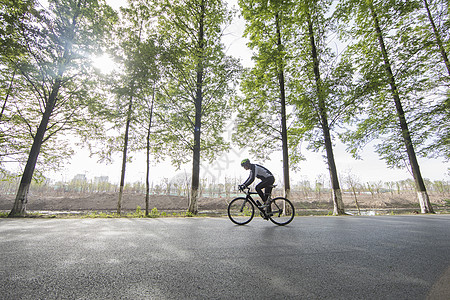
[{"x1": 239, "y1": 159, "x2": 275, "y2": 206}]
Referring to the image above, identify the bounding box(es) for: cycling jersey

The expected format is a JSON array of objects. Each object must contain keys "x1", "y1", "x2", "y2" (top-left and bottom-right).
[{"x1": 242, "y1": 164, "x2": 274, "y2": 187}]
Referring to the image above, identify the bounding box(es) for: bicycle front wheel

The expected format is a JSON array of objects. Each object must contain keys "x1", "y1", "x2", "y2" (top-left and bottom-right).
[
  {"x1": 268, "y1": 197, "x2": 295, "y2": 226},
  {"x1": 227, "y1": 197, "x2": 254, "y2": 225}
]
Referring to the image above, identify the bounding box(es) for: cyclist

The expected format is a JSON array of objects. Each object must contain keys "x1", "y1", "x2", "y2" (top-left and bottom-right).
[{"x1": 239, "y1": 159, "x2": 275, "y2": 206}]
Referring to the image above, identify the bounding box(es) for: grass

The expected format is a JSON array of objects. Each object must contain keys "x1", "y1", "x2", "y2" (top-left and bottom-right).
[
  {"x1": 1, "y1": 202, "x2": 449, "y2": 219},
  {"x1": 0, "y1": 206, "x2": 194, "y2": 219},
  {"x1": 79, "y1": 207, "x2": 203, "y2": 219},
  {"x1": 80, "y1": 207, "x2": 167, "y2": 218}
]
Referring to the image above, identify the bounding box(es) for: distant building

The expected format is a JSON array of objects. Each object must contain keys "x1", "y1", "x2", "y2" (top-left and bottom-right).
[
  {"x1": 72, "y1": 174, "x2": 87, "y2": 182},
  {"x1": 94, "y1": 176, "x2": 109, "y2": 183}
]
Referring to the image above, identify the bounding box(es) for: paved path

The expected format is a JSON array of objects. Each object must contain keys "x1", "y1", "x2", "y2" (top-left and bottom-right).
[{"x1": 1, "y1": 215, "x2": 449, "y2": 299}]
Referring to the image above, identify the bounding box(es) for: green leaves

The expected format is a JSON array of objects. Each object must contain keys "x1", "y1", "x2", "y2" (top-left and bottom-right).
[
  {"x1": 154, "y1": 0, "x2": 241, "y2": 168},
  {"x1": 338, "y1": 0, "x2": 449, "y2": 165},
  {"x1": 0, "y1": 0, "x2": 118, "y2": 173},
  {"x1": 235, "y1": 0, "x2": 302, "y2": 168},
  {"x1": 1, "y1": 0, "x2": 447, "y2": 191}
]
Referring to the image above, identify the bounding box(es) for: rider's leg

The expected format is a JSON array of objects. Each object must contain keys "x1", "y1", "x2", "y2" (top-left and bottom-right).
[
  {"x1": 255, "y1": 183, "x2": 265, "y2": 205},
  {"x1": 256, "y1": 176, "x2": 275, "y2": 204},
  {"x1": 265, "y1": 184, "x2": 274, "y2": 203},
  {"x1": 264, "y1": 177, "x2": 274, "y2": 214}
]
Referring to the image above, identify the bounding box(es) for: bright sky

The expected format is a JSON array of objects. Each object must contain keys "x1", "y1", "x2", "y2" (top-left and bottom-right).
[{"x1": 47, "y1": 0, "x2": 449, "y2": 187}]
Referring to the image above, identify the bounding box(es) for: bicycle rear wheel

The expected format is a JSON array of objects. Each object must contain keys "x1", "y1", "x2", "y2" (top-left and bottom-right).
[
  {"x1": 268, "y1": 197, "x2": 295, "y2": 226},
  {"x1": 227, "y1": 197, "x2": 254, "y2": 225}
]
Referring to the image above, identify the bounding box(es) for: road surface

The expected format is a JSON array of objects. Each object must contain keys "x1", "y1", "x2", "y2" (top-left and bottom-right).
[{"x1": 1, "y1": 215, "x2": 449, "y2": 299}]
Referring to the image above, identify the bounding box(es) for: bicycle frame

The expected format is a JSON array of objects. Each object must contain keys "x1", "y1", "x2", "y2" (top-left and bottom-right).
[{"x1": 240, "y1": 188, "x2": 271, "y2": 218}]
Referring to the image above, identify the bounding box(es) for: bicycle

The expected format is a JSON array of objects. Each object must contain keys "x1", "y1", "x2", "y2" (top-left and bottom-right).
[{"x1": 227, "y1": 185, "x2": 295, "y2": 226}]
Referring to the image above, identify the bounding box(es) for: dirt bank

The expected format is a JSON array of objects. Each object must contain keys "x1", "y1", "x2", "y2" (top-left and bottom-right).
[{"x1": 1, "y1": 191, "x2": 447, "y2": 214}]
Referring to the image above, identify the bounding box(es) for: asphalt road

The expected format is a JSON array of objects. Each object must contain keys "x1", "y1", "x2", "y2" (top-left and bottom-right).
[{"x1": 1, "y1": 215, "x2": 449, "y2": 300}]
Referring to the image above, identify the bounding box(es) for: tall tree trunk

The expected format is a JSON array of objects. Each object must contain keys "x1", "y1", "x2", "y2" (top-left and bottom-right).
[
  {"x1": 8, "y1": 80, "x2": 61, "y2": 217},
  {"x1": 275, "y1": 13, "x2": 291, "y2": 200},
  {"x1": 145, "y1": 84, "x2": 155, "y2": 216},
  {"x1": 423, "y1": 0, "x2": 450, "y2": 76},
  {"x1": 323, "y1": 121, "x2": 345, "y2": 215},
  {"x1": 306, "y1": 11, "x2": 345, "y2": 215},
  {"x1": 189, "y1": 0, "x2": 205, "y2": 215},
  {"x1": 117, "y1": 95, "x2": 133, "y2": 215},
  {"x1": 369, "y1": 4, "x2": 434, "y2": 213}
]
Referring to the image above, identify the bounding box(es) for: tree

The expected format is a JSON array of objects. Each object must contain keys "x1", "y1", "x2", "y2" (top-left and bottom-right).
[
  {"x1": 343, "y1": 170, "x2": 361, "y2": 215},
  {"x1": 105, "y1": 1, "x2": 162, "y2": 215},
  {"x1": 421, "y1": 0, "x2": 450, "y2": 76},
  {"x1": 291, "y1": 0, "x2": 356, "y2": 215},
  {"x1": 6, "y1": 0, "x2": 116, "y2": 217},
  {"x1": 0, "y1": 0, "x2": 39, "y2": 174},
  {"x1": 235, "y1": 0, "x2": 305, "y2": 200},
  {"x1": 336, "y1": 0, "x2": 434, "y2": 213},
  {"x1": 155, "y1": 0, "x2": 241, "y2": 214},
  {"x1": 414, "y1": 0, "x2": 449, "y2": 160},
  {"x1": 0, "y1": 0, "x2": 36, "y2": 65},
  {"x1": 144, "y1": 82, "x2": 157, "y2": 216}
]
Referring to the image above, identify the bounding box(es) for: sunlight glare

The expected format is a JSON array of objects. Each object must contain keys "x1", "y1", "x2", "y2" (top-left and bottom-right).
[{"x1": 92, "y1": 54, "x2": 117, "y2": 74}]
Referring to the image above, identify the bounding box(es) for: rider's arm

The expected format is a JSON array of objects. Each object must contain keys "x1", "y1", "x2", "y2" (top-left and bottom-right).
[{"x1": 242, "y1": 164, "x2": 255, "y2": 188}]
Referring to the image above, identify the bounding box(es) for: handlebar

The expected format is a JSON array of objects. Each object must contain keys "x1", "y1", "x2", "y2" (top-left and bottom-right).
[{"x1": 238, "y1": 186, "x2": 258, "y2": 195}]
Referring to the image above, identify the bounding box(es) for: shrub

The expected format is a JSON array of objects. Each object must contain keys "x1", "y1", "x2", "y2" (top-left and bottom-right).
[{"x1": 148, "y1": 207, "x2": 160, "y2": 218}]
